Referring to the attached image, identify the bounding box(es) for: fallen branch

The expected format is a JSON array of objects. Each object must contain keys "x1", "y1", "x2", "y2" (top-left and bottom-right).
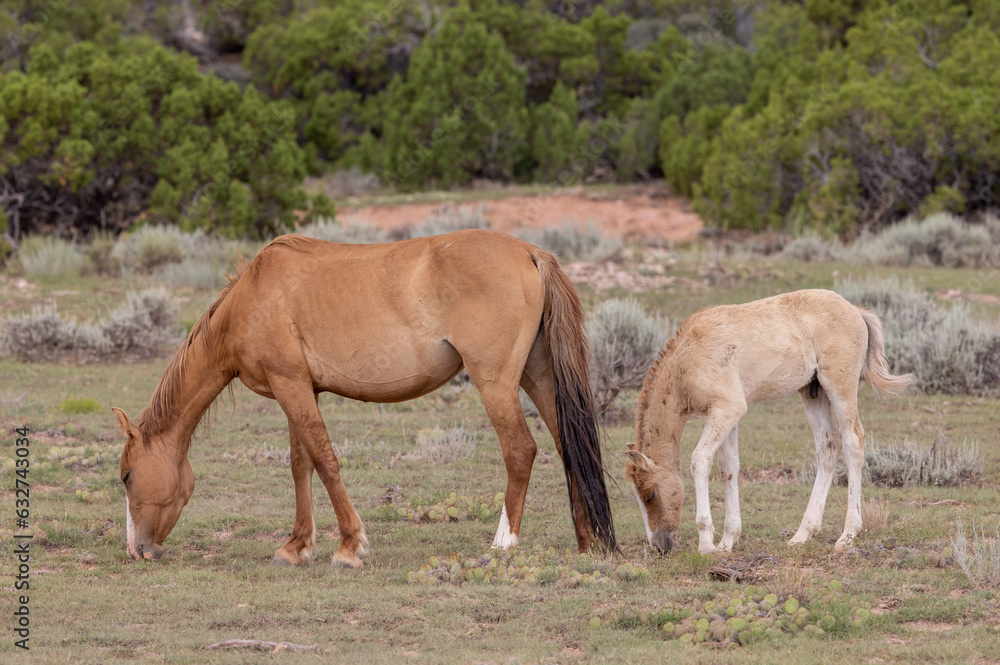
[{"x1": 207, "y1": 639, "x2": 317, "y2": 653}]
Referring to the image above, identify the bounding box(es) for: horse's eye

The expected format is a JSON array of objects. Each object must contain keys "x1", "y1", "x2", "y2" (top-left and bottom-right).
[
  {"x1": 645, "y1": 492, "x2": 655, "y2": 504},
  {"x1": 122, "y1": 471, "x2": 131, "y2": 485}
]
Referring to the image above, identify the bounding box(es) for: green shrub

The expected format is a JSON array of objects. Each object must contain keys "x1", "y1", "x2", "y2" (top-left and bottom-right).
[
  {"x1": 58, "y1": 398, "x2": 103, "y2": 414},
  {"x1": 2, "y1": 38, "x2": 312, "y2": 239},
  {"x1": 587, "y1": 298, "x2": 670, "y2": 414},
  {"x1": 837, "y1": 276, "x2": 1000, "y2": 396},
  {"x1": 18, "y1": 236, "x2": 84, "y2": 278}
]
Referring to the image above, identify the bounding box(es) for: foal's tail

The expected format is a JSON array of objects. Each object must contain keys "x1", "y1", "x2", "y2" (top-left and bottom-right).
[
  {"x1": 534, "y1": 250, "x2": 618, "y2": 554},
  {"x1": 858, "y1": 307, "x2": 913, "y2": 394}
]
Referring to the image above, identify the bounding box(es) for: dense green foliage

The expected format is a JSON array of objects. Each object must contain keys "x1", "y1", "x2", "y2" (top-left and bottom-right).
[{"x1": 2, "y1": 0, "x2": 998, "y2": 239}]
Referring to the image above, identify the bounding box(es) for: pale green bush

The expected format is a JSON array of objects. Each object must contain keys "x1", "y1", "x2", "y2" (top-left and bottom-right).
[
  {"x1": 587, "y1": 297, "x2": 670, "y2": 414},
  {"x1": 837, "y1": 276, "x2": 1000, "y2": 396}
]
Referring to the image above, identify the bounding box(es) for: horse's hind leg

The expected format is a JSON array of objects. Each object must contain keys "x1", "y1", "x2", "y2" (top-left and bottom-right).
[
  {"x1": 789, "y1": 386, "x2": 839, "y2": 546},
  {"x1": 519, "y1": 341, "x2": 592, "y2": 552},
  {"x1": 270, "y1": 377, "x2": 367, "y2": 568},
  {"x1": 716, "y1": 423, "x2": 742, "y2": 552},
  {"x1": 273, "y1": 396, "x2": 318, "y2": 566},
  {"x1": 474, "y1": 380, "x2": 536, "y2": 550},
  {"x1": 828, "y1": 385, "x2": 866, "y2": 551}
]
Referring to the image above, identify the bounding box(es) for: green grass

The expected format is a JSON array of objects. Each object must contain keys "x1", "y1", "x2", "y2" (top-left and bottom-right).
[{"x1": 2, "y1": 240, "x2": 1000, "y2": 663}]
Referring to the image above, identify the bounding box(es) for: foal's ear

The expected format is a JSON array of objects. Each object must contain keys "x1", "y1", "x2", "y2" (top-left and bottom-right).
[
  {"x1": 624, "y1": 449, "x2": 654, "y2": 471},
  {"x1": 626, "y1": 441, "x2": 637, "y2": 450},
  {"x1": 111, "y1": 407, "x2": 137, "y2": 440}
]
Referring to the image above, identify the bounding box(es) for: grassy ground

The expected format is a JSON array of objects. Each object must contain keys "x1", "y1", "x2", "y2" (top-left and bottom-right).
[{"x1": 2, "y1": 248, "x2": 999, "y2": 664}]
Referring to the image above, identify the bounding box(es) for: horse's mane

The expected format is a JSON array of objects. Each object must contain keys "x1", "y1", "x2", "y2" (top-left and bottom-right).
[
  {"x1": 136, "y1": 254, "x2": 250, "y2": 441},
  {"x1": 634, "y1": 325, "x2": 684, "y2": 448}
]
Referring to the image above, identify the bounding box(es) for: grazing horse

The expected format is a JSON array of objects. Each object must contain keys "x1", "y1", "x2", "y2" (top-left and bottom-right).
[
  {"x1": 624, "y1": 289, "x2": 911, "y2": 555},
  {"x1": 112, "y1": 230, "x2": 616, "y2": 568}
]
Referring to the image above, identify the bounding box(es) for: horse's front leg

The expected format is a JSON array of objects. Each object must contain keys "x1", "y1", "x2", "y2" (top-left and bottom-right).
[
  {"x1": 273, "y1": 403, "x2": 317, "y2": 565},
  {"x1": 716, "y1": 423, "x2": 742, "y2": 552},
  {"x1": 271, "y1": 378, "x2": 367, "y2": 568},
  {"x1": 691, "y1": 404, "x2": 746, "y2": 555}
]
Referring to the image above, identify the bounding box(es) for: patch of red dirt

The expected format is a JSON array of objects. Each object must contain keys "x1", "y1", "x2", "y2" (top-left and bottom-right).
[{"x1": 340, "y1": 185, "x2": 703, "y2": 242}]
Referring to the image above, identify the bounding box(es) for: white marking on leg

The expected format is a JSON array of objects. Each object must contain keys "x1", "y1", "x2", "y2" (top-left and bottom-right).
[
  {"x1": 492, "y1": 504, "x2": 519, "y2": 550},
  {"x1": 631, "y1": 483, "x2": 654, "y2": 546},
  {"x1": 125, "y1": 495, "x2": 137, "y2": 558}
]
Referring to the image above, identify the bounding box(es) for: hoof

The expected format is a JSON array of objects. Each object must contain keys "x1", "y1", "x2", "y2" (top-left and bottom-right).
[
  {"x1": 271, "y1": 556, "x2": 294, "y2": 566},
  {"x1": 331, "y1": 552, "x2": 364, "y2": 569}
]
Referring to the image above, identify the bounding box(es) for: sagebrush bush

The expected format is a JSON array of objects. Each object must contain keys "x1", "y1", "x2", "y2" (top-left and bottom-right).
[
  {"x1": 779, "y1": 235, "x2": 843, "y2": 262},
  {"x1": 0, "y1": 289, "x2": 178, "y2": 362},
  {"x1": 837, "y1": 276, "x2": 1000, "y2": 396},
  {"x1": 406, "y1": 425, "x2": 477, "y2": 463},
  {"x1": 801, "y1": 436, "x2": 982, "y2": 488},
  {"x1": 0, "y1": 305, "x2": 109, "y2": 362},
  {"x1": 84, "y1": 232, "x2": 122, "y2": 276},
  {"x1": 951, "y1": 519, "x2": 1000, "y2": 588},
  {"x1": 514, "y1": 222, "x2": 623, "y2": 262},
  {"x1": 300, "y1": 218, "x2": 388, "y2": 244},
  {"x1": 101, "y1": 288, "x2": 179, "y2": 358},
  {"x1": 18, "y1": 236, "x2": 84, "y2": 278},
  {"x1": 132, "y1": 225, "x2": 187, "y2": 272},
  {"x1": 587, "y1": 298, "x2": 670, "y2": 414},
  {"x1": 157, "y1": 259, "x2": 228, "y2": 291},
  {"x1": 851, "y1": 214, "x2": 998, "y2": 268},
  {"x1": 409, "y1": 205, "x2": 490, "y2": 239}
]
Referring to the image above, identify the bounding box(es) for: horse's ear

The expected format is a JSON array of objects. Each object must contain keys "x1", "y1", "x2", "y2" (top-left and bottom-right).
[
  {"x1": 626, "y1": 441, "x2": 637, "y2": 450},
  {"x1": 624, "y1": 449, "x2": 654, "y2": 471},
  {"x1": 112, "y1": 408, "x2": 136, "y2": 441}
]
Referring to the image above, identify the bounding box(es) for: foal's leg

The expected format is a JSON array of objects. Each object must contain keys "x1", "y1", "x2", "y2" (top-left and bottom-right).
[
  {"x1": 273, "y1": 395, "x2": 318, "y2": 565},
  {"x1": 789, "y1": 386, "x2": 839, "y2": 546},
  {"x1": 691, "y1": 401, "x2": 747, "y2": 555},
  {"x1": 519, "y1": 343, "x2": 593, "y2": 552},
  {"x1": 828, "y1": 387, "x2": 866, "y2": 552},
  {"x1": 270, "y1": 377, "x2": 367, "y2": 568},
  {"x1": 716, "y1": 423, "x2": 742, "y2": 552}
]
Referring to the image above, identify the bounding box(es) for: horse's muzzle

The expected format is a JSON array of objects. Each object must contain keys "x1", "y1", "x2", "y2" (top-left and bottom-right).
[{"x1": 651, "y1": 529, "x2": 677, "y2": 554}]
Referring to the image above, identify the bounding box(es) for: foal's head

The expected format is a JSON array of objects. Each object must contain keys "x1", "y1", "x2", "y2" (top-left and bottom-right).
[
  {"x1": 624, "y1": 443, "x2": 683, "y2": 553},
  {"x1": 113, "y1": 408, "x2": 194, "y2": 561}
]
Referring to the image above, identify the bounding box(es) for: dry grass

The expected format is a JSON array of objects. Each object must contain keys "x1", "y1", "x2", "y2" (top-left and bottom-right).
[{"x1": 860, "y1": 496, "x2": 891, "y2": 535}]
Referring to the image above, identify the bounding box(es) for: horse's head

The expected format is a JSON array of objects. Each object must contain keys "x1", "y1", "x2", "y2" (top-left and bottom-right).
[
  {"x1": 113, "y1": 408, "x2": 194, "y2": 561},
  {"x1": 624, "y1": 442, "x2": 682, "y2": 554}
]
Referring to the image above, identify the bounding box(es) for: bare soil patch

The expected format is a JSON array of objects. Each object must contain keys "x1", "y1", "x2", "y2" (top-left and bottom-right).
[{"x1": 340, "y1": 185, "x2": 703, "y2": 242}]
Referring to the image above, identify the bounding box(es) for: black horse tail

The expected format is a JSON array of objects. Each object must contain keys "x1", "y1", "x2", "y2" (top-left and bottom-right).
[{"x1": 533, "y1": 250, "x2": 618, "y2": 554}]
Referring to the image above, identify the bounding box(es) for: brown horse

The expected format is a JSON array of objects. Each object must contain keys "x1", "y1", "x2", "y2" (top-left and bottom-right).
[
  {"x1": 113, "y1": 230, "x2": 616, "y2": 568},
  {"x1": 624, "y1": 290, "x2": 911, "y2": 555}
]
